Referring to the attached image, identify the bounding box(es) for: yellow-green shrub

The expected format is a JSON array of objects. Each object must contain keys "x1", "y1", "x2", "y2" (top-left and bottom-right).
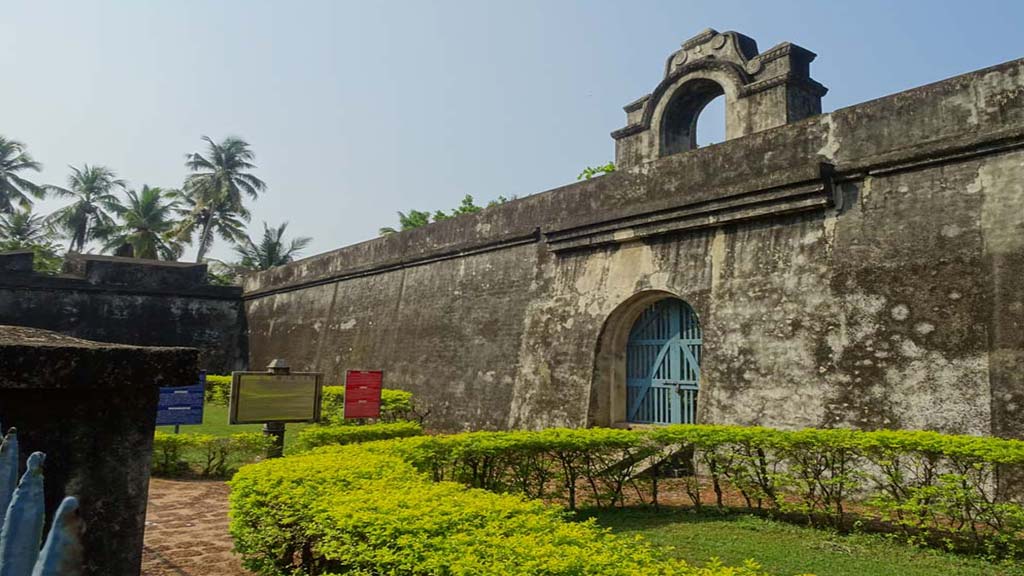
[
  {"x1": 360, "y1": 426, "x2": 1024, "y2": 555},
  {"x1": 294, "y1": 421, "x2": 423, "y2": 451},
  {"x1": 229, "y1": 444, "x2": 769, "y2": 576},
  {"x1": 204, "y1": 374, "x2": 233, "y2": 405},
  {"x1": 231, "y1": 424, "x2": 1024, "y2": 568},
  {"x1": 152, "y1": 431, "x2": 273, "y2": 477}
]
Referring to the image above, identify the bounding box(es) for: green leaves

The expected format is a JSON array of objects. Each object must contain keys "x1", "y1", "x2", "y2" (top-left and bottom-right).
[
  {"x1": 0, "y1": 136, "x2": 44, "y2": 214},
  {"x1": 229, "y1": 443, "x2": 768, "y2": 576},
  {"x1": 100, "y1": 185, "x2": 183, "y2": 259},
  {"x1": 577, "y1": 161, "x2": 616, "y2": 181},
  {"x1": 295, "y1": 422, "x2": 423, "y2": 452},
  {"x1": 378, "y1": 194, "x2": 512, "y2": 236},
  {"x1": 180, "y1": 135, "x2": 266, "y2": 262},
  {"x1": 229, "y1": 424, "x2": 1024, "y2": 572},
  {"x1": 151, "y1": 431, "x2": 274, "y2": 477},
  {"x1": 232, "y1": 221, "x2": 312, "y2": 271}
]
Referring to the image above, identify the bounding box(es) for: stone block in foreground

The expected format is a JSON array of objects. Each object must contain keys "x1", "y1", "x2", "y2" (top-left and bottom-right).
[{"x1": 0, "y1": 325, "x2": 198, "y2": 576}]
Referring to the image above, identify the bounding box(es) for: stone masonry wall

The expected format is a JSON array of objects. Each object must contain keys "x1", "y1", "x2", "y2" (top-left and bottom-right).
[
  {"x1": 244, "y1": 54, "x2": 1024, "y2": 438},
  {"x1": 0, "y1": 254, "x2": 246, "y2": 373}
]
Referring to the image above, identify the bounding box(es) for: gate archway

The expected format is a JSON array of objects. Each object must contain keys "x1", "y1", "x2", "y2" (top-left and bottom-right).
[
  {"x1": 588, "y1": 291, "x2": 704, "y2": 428},
  {"x1": 626, "y1": 298, "x2": 701, "y2": 425}
]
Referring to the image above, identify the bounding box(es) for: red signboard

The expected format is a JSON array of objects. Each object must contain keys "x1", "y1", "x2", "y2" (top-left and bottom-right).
[{"x1": 344, "y1": 370, "x2": 383, "y2": 419}]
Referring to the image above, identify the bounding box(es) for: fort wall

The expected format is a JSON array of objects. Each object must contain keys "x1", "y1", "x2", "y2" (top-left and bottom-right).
[{"x1": 235, "y1": 33, "x2": 1022, "y2": 436}]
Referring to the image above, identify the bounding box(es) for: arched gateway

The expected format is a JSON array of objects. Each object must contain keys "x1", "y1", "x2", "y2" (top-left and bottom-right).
[
  {"x1": 626, "y1": 299, "x2": 701, "y2": 425},
  {"x1": 588, "y1": 292, "x2": 704, "y2": 428}
]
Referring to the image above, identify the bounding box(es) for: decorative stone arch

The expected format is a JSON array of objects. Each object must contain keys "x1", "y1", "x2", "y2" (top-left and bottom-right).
[
  {"x1": 654, "y1": 71, "x2": 735, "y2": 155},
  {"x1": 588, "y1": 290, "x2": 703, "y2": 428},
  {"x1": 611, "y1": 28, "x2": 828, "y2": 168}
]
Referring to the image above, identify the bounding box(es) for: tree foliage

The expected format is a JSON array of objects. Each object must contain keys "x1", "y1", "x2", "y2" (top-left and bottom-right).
[
  {"x1": 379, "y1": 194, "x2": 513, "y2": 235},
  {"x1": 0, "y1": 208, "x2": 62, "y2": 273},
  {"x1": 47, "y1": 164, "x2": 126, "y2": 252},
  {"x1": 0, "y1": 136, "x2": 44, "y2": 214},
  {"x1": 0, "y1": 133, "x2": 310, "y2": 272},
  {"x1": 101, "y1": 186, "x2": 183, "y2": 260},
  {"x1": 233, "y1": 221, "x2": 312, "y2": 271},
  {"x1": 179, "y1": 136, "x2": 266, "y2": 262}
]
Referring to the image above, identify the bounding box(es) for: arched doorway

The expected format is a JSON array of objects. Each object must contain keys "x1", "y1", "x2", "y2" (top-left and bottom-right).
[{"x1": 625, "y1": 298, "x2": 701, "y2": 425}]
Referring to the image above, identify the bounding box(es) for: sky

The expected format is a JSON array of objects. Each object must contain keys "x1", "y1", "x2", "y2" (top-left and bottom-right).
[{"x1": 3, "y1": 1, "x2": 1023, "y2": 262}]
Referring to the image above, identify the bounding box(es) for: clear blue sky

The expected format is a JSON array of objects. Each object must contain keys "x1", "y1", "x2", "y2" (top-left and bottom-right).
[{"x1": 3, "y1": 1, "x2": 1022, "y2": 262}]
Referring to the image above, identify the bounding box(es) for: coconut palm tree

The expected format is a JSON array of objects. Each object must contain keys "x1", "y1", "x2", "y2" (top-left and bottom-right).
[
  {"x1": 181, "y1": 136, "x2": 266, "y2": 261},
  {"x1": 47, "y1": 164, "x2": 126, "y2": 252},
  {"x1": 172, "y1": 187, "x2": 249, "y2": 261},
  {"x1": 0, "y1": 207, "x2": 53, "y2": 247},
  {"x1": 0, "y1": 207, "x2": 63, "y2": 272},
  {"x1": 101, "y1": 186, "x2": 183, "y2": 260},
  {"x1": 0, "y1": 136, "x2": 45, "y2": 213},
  {"x1": 234, "y1": 221, "x2": 312, "y2": 271}
]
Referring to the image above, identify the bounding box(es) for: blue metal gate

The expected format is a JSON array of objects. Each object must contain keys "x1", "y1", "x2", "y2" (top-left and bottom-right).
[{"x1": 626, "y1": 299, "x2": 701, "y2": 424}]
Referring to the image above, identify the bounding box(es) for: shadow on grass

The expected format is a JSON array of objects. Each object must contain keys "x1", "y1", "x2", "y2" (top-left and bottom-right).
[{"x1": 577, "y1": 504, "x2": 779, "y2": 529}]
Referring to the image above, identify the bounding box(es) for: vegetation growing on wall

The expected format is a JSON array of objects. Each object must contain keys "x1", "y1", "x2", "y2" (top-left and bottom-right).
[
  {"x1": 577, "y1": 161, "x2": 616, "y2": 180},
  {"x1": 378, "y1": 194, "x2": 513, "y2": 235}
]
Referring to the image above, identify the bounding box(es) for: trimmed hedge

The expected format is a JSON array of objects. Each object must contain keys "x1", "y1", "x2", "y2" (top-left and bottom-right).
[
  {"x1": 152, "y1": 431, "x2": 273, "y2": 477},
  {"x1": 205, "y1": 374, "x2": 233, "y2": 405},
  {"x1": 295, "y1": 421, "x2": 424, "y2": 451},
  {"x1": 368, "y1": 426, "x2": 1024, "y2": 556},
  {"x1": 230, "y1": 425, "x2": 1024, "y2": 573},
  {"x1": 320, "y1": 386, "x2": 418, "y2": 424},
  {"x1": 230, "y1": 444, "x2": 768, "y2": 576}
]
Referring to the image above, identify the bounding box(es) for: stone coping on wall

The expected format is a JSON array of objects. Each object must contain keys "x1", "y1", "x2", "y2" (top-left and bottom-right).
[
  {"x1": 242, "y1": 56, "x2": 1024, "y2": 298},
  {"x1": 0, "y1": 325, "x2": 198, "y2": 389},
  {"x1": 0, "y1": 252, "x2": 242, "y2": 300}
]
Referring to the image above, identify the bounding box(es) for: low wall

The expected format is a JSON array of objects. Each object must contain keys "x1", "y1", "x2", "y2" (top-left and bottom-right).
[{"x1": 0, "y1": 253, "x2": 246, "y2": 373}]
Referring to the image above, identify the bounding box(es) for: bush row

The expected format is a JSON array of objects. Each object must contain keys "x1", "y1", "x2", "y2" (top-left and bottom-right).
[
  {"x1": 349, "y1": 426, "x2": 1024, "y2": 556},
  {"x1": 230, "y1": 443, "x2": 768, "y2": 576},
  {"x1": 295, "y1": 421, "x2": 424, "y2": 451},
  {"x1": 204, "y1": 374, "x2": 233, "y2": 405},
  {"x1": 152, "y1": 431, "x2": 273, "y2": 477}
]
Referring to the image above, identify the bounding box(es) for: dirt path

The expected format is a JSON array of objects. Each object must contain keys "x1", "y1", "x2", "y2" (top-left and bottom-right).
[{"x1": 142, "y1": 479, "x2": 252, "y2": 576}]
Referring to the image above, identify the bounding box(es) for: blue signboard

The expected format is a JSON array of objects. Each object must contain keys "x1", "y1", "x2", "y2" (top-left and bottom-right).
[{"x1": 156, "y1": 374, "x2": 206, "y2": 426}]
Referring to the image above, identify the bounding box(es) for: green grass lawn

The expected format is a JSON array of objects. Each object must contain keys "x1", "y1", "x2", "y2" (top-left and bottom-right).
[
  {"x1": 156, "y1": 403, "x2": 310, "y2": 455},
  {"x1": 584, "y1": 508, "x2": 1024, "y2": 576}
]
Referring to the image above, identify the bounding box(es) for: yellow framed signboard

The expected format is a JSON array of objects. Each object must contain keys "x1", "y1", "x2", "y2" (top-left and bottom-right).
[{"x1": 229, "y1": 371, "x2": 323, "y2": 424}]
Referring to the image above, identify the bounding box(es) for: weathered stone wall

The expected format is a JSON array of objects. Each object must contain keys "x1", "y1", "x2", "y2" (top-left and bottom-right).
[
  {"x1": 0, "y1": 253, "x2": 246, "y2": 372},
  {"x1": 244, "y1": 43, "x2": 1024, "y2": 438}
]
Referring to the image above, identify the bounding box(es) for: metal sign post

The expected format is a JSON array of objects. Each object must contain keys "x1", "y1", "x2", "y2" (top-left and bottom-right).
[
  {"x1": 263, "y1": 360, "x2": 289, "y2": 458},
  {"x1": 229, "y1": 359, "x2": 323, "y2": 459}
]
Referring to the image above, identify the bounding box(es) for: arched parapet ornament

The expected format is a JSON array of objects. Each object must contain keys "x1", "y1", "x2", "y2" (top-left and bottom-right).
[{"x1": 612, "y1": 28, "x2": 828, "y2": 168}]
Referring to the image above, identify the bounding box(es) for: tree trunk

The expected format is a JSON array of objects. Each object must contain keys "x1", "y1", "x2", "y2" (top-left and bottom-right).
[{"x1": 195, "y1": 218, "x2": 213, "y2": 263}]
